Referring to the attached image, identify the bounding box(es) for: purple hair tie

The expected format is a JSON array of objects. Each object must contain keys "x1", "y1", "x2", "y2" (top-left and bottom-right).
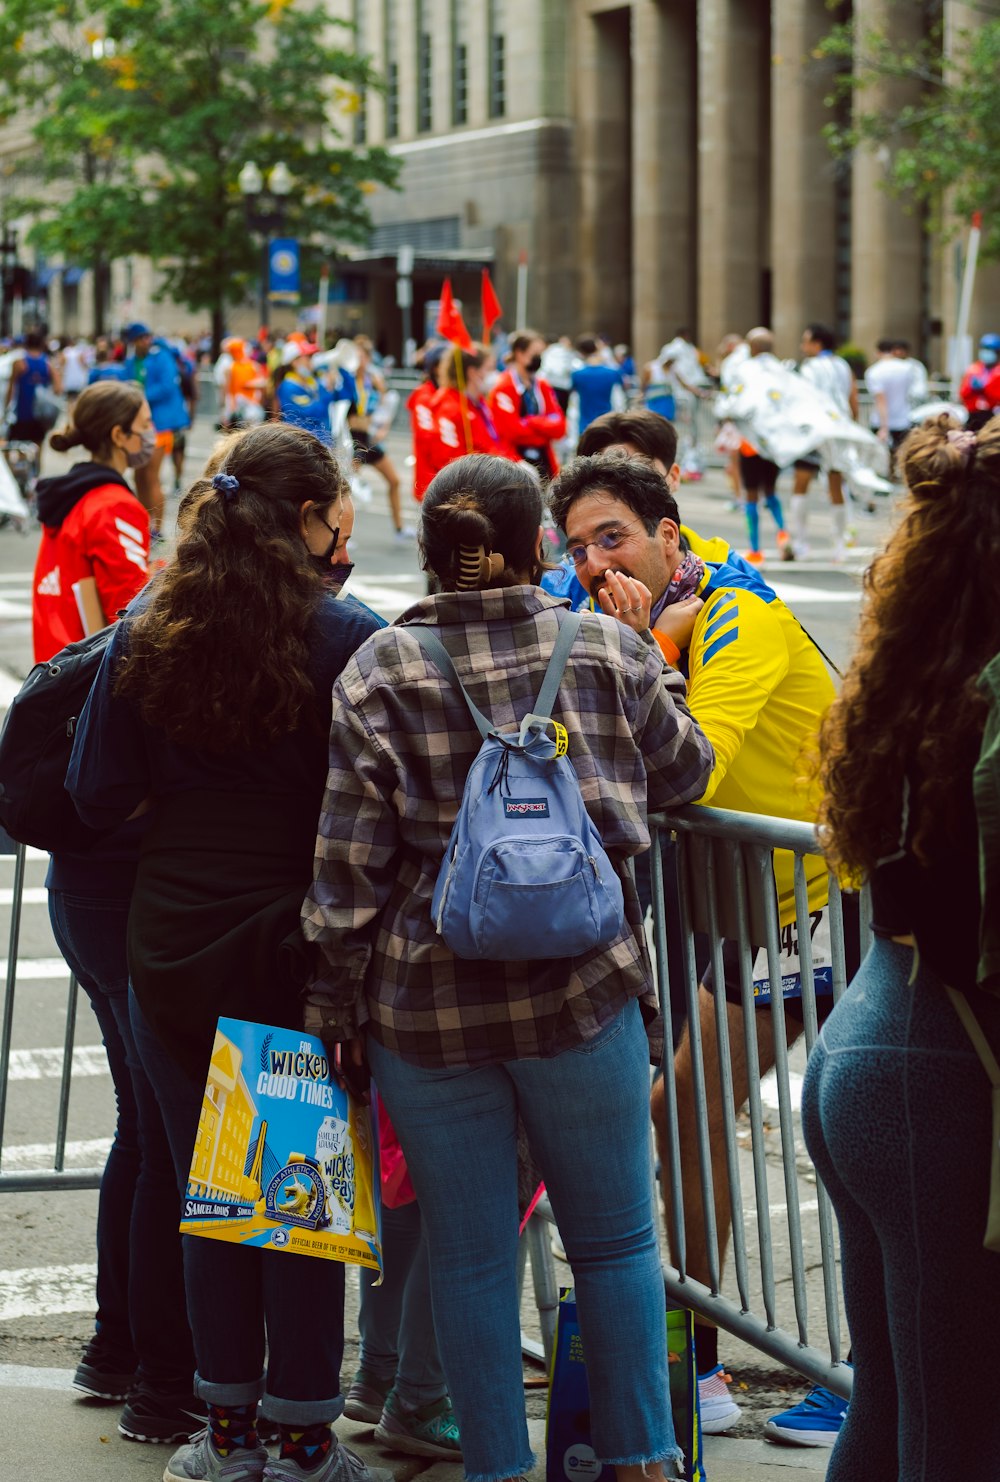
[
  {"x1": 946, "y1": 429, "x2": 977, "y2": 464},
  {"x1": 212, "y1": 471, "x2": 240, "y2": 501}
]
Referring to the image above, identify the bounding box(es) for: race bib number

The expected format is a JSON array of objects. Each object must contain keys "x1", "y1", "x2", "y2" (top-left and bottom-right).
[{"x1": 752, "y1": 908, "x2": 833, "y2": 1003}]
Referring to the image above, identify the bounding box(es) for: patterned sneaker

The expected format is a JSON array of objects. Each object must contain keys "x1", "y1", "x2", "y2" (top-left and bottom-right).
[
  {"x1": 263, "y1": 1440, "x2": 393, "y2": 1482},
  {"x1": 697, "y1": 1364, "x2": 741, "y2": 1434},
  {"x1": 164, "y1": 1427, "x2": 268, "y2": 1481},
  {"x1": 343, "y1": 1368, "x2": 393, "y2": 1424},
  {"x1": 374, "y1": 1389, "x2": 462, "y2": 1461},
  {"x1": 73, "y1": 1334, "x2": 137, "y2": 1402},
  {"x1": 119, "y1": 1383, "x2": 205, "y2": 1443},
  {"x1": 764, "y1": 1383, "x2": 848, "y2": 1447}
]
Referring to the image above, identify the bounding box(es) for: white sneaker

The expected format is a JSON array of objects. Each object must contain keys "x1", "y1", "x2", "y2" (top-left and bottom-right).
[
  {"x1": 697, "y1": 1365, "x2": 741, "y2": 1434},
  {"x1": 394, "y1": 526, "x2": 416, "y2": 542}
]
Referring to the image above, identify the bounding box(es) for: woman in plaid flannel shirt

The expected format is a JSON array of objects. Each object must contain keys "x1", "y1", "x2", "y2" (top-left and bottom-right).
[{"x1": 303, "y1": 455, "x2": 714, "y2": 1482}]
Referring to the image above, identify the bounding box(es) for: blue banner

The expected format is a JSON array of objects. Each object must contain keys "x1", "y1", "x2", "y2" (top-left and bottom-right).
[{"x1": 268, "y1": 238, "x2": 300, "y2": 303}]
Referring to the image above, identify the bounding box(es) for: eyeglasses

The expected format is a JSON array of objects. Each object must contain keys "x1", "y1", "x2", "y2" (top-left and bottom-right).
[{"x1": 566, "y1": 521, "x2": 643, "y2": 566}]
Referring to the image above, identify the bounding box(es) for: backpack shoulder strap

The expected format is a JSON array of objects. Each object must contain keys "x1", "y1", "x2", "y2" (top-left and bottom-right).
[
  {"x1": 408, "y1": 608, "x2": 583, "y2": 746},
  {"x1": 408, "y1": 626, "x2": 494, "y2": 741},
  {"x1": 531, "y1": 609, "x2": 582, "y2": 721}
]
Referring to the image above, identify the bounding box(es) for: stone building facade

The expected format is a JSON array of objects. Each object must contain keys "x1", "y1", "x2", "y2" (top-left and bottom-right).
[
  {"x1": 335, "y1": 0, "x2": 1000, "y2": 368},
  {"x1": 5, "y1": 0, "x2": 1000, "y2": 366}
]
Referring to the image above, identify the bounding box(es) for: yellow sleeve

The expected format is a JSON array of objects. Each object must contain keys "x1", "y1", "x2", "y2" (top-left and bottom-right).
[{"x1": 686, "y1": 588, "x2": 789, "y2": 803}]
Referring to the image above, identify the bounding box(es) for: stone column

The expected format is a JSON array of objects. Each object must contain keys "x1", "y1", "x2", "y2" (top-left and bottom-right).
[
  {"x1": 631, "y1": 0, "x2": 697, "y2": 364},
  {"x1": 770, "y1": 0, "x2": 839, "y2": 357},
  {"x1": 575, "y1": 4, "x2": 633, "y2": 340},
  {"x1": 697, "y1": 0, "x2": 771, "y2": 353},
  {"x1": 849, "y1": 0, "x2": 925, "y2": 356}
]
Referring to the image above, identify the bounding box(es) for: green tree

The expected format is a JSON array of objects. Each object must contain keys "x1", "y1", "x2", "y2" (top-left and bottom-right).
[
  {"x1": 0, "y1": 0, "x2": 397, "y2": 341},
  {"x1": 818, "y1": 4, "x2": 1000, "y2": 259}
]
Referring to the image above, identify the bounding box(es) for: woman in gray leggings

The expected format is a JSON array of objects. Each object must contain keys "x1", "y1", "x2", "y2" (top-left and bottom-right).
[{"x1": 806, "y1": 412, "x2": 1000, "y2": 1480}]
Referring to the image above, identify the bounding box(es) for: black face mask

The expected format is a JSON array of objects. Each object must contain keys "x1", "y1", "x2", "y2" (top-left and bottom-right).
[
  {"x1": 525, "y1": 354, "x2": 542, "y2": 375},
  {"x1": 310, "y1": 555, "x2": 354, "y2": 592}
]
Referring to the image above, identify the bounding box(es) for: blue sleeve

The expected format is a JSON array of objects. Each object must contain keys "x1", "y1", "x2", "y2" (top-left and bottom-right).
[
  {"x1": 278, "y1": 379, "x2": 334, "y2": 421},
  {"x1": 66, "y1": 624, "x2": 153, "y2": 829}
]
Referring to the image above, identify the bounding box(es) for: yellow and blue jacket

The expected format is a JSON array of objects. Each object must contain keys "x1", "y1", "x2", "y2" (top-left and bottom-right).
[{"x1": 542, "y1": 528, "x2": 835, "y2": 920}]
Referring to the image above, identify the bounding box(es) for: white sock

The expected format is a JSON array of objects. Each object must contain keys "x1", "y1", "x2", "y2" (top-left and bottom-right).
[
  {"x1": 830, "y1": 504, "x2": 847, "y2": 544},
  {"x1": 790, "y1": 494, "x2": 809, "y2": 545}
]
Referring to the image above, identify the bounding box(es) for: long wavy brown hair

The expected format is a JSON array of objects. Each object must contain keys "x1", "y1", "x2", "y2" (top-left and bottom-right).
[
  {"x1": 114, "y1": 421, "x2": 348, "y2": 751},
  {"x1": 819, "y1": 414, "x2": 1000, "y2": 873}
]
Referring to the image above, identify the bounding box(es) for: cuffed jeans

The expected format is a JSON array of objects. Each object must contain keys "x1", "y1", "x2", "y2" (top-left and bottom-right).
[
  {"x1": 48, "y1": 890, "x2": 194, "y2": 1386},
  {"x1": 359, "y1": 1201, "x2": 448, "y2": 1409},
  {"x1": 802, "y1": 938, "x2": 1000, "y2": 1480},
  {"x1": 368, "y1": 999, "x2": 682, "y2": 1482},
  {"x1": 130, "y1": 992, "x2": 346, "y2": 1425}
]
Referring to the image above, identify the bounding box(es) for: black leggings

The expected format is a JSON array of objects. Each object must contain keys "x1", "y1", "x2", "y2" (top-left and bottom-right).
[{"x1": 803, "y1": 938, "x2": 1000, "y2": 1479}]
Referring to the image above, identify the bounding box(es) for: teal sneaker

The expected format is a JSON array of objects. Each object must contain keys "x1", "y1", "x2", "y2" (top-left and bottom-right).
[
  {"x1": 343, "y1": 1368, "x2": 394, "y2": 1425},
  {"x1": 373, "y1": 1388, "x2": 462, "y2": 1460}
]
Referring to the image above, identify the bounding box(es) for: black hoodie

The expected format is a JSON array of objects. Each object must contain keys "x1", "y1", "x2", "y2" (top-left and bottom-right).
[{"x1": 35, "y1": 462, "x2": 133, "y2": 531}]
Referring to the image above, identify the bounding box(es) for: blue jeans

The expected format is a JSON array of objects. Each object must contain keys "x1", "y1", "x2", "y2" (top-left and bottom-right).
[
  {"x1": 802, "y1": 938, "x2": 1000, "y2": 1480},
  {"x1": 359, "y1": 1201, "x2": 447, "y2": 1409},
  {"x1": 48, "y1": 891, "x2": 194, "y2": 1386},
  {"x1": 130, "y1": 993, "x2": 347, "y2": 1425},
  {"x1": 368, "y1": 999, "x2": 681, "y2": 1482}
]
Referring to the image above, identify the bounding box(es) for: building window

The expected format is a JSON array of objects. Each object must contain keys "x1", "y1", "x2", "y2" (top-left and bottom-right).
[
  {"x1": 452, "y1": 2, "x2": 468, "y2": 126},
  {"x1": 488, "y1": 0, "x2": 506, "y2": 119},
  {"x1": 384, "y1": 0, "x2": 399, "y2": 139},
  {"x1": 416, "y1": 1, "x2": 432, "y2": 133},
  {"x1": 352, "y1": 0, "x2": 368, "y2": 145}
]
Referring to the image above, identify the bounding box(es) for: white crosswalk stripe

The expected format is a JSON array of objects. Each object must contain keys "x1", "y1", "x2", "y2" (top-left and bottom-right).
[
  {"x1": 6, "y1": 1043, "x2": 107, "y2": 1080},
  {"x1": 0, "y1": 1136, "x2": 111, "y2": 1170},
  {"x1": 0, "y1": 1261, "x2": 97, "y2": 1321}
]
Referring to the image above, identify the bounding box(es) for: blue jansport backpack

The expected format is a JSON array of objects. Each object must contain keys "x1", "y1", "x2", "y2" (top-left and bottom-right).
[{"x1": 410, "y1": 611, "x2": 625, "y2": 961}]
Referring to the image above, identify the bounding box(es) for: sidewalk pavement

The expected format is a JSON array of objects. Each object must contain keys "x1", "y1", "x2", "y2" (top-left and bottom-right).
[{"x1": 2, "y1": 1364, "x2": 828, "y2": 1482}]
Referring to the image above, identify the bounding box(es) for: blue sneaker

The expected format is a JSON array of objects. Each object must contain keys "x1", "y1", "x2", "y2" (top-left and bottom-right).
[{"x1": 764, "y1": 1383, "x2": 848, "y2": 1447}]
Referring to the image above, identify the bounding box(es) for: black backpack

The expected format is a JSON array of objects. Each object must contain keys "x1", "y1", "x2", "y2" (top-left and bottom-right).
[{"x1": 0, "y1": 626, "x2": 116, "y2": 852}]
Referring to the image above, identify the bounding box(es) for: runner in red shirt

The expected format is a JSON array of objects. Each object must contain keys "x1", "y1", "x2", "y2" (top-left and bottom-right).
[
  {"x1": 406, "y1": 345, "x2": 445, "y2": 502},
  {"x1": 489, "y1": 328, "x2": 565, "y2": 480},
  {"x1": 427, "y1": 346, "x2": 517, "y2": 475},
  {"x1": 33, "y1": 381, "x2": 152, "y2": 662}
]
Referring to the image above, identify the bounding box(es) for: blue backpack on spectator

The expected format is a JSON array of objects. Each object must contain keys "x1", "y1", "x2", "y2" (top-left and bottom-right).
[{"x1": 411, "y1": 611, "x2": 625, "y2": 962}]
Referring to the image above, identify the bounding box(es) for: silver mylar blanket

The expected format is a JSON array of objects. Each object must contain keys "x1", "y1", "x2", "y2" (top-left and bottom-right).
[{"x1": 715, "y1": 352, "x2": 892, "y2": 494}]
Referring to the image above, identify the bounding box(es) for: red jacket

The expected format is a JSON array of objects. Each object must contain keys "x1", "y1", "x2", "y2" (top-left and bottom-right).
[
  {"x1": 33, "y1": 473, "x2": 150, "y2": 662},
  {"x1": 960, "y1": 361, "x2": 1000, "y2": 415},
  {"x1": 406, "y1": 379, "x2": 439, "y2": 502},
  {"x1": 427, "y1": 386, "x2": 518, "y2": 473},
  {"x1": 488, "y1": 370, "x2": 566, "y2": 479}
]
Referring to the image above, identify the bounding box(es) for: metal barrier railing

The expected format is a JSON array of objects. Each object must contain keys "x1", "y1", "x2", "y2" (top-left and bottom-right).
[
  {"x1": 0, "y1": 842, "x2": 99, "y2": 1194},
  {"x1": 520, "y1": 804, "x2": 856, "y2": 1400},
  {"x1": 2, "y1": 812, "x2": 854, "y2": 1399}
]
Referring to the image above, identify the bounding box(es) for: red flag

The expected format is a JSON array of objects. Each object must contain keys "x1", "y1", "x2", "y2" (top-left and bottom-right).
[
  {"x1": 481, "y1": 270, "x2": 502, "y2": 341},
  {"x1": 436, "y1": 278, "x2": 473, "y2": 351}
]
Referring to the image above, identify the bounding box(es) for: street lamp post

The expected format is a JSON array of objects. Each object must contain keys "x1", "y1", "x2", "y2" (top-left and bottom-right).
[
  {"x1": 238, "y1": 160, "x2": 293, "y2": 329},
  {"x1": 0, "y1": 226, "x2": 19, "y2": 341}
]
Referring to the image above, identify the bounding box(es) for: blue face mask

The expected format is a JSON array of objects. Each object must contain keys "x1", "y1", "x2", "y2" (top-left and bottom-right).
[{"x1": 982, "y1": 350, "x2": 999, "y2": 368}]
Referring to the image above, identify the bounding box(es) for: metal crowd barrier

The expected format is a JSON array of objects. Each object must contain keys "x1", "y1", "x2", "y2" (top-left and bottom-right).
[
  {"x1": 520, "y1": 804, "x2": 858, "y2": 1401},
  {"x1": 1, "y1": 811, "x2": 855, "y2": 1401}
]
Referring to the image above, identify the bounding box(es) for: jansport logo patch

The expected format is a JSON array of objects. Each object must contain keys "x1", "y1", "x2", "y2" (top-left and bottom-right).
[{"x1": 503, "y1": 798, "x2": 550, "y2": 818}]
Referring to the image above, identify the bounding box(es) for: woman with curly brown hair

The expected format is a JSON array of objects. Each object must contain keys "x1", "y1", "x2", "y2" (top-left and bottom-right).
[
  {"x1": 803, "y1": 414, "x2": 1000, "y2": 1481},
  {"x1": 66, "y1": 421, "x2": 389, "y2": 1482}
]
